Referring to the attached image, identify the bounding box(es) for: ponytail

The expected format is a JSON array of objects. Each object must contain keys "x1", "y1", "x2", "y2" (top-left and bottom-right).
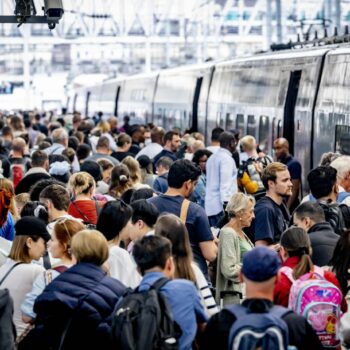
[
  {"x1": 0, "y1": 190, "x2": 12, "y2": 227},
  {"x1": 289, "y1": 247, "x2": 314, "y2": 280}
]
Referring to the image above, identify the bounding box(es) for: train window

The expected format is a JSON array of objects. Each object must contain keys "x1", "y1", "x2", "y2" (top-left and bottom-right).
[
  {"x1": 247, "y1": 115, "x2": 257, "y2": 136},
  {"x1": 335, "y1": 125, "x2": 350, "y2": 155},
  {"x1": 236, "y1": 114, "x2": 245, "y2": 135},
  {"x1": 259, "y1": 116, "x2": 270, "y2": 152},
  {"x1": 226, "y1": 113, "x2": 235, "y2": 130}
]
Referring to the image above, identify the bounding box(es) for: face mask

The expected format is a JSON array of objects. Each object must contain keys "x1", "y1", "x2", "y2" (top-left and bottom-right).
[{"x1": 144, "y1": 138, "x2": 152, "y2": 146}]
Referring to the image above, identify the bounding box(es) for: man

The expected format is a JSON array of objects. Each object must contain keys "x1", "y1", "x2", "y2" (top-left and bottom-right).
[
  {"x1": 128, "y1": 125, "x2": 145, "y2": 156},
  {"x1": 33, "y1": 113, "x2": 48, "y2": 136},
  {"x1": 85, "y1": 136, "x2": 119, "y2": 165},
  {"x1": 307, "y1": 166, "x2": 350, "y2": 234},
  {"x1": 44, "y1": 128, "x2": 68, "y2": 156},
  {"x1": 136, "y1": 126, "x2": 164, "y2": 160},
  {"x1": 253, "y1": 162, "x2": 292, "y2": 246},
  {"x1": 15, "y1": 150, "x2": 51, "y2": 194},
  {"x1": 129, "y1": 200, "x2": 159, "y2": 241},
  {"x1": 200, "y1": 246, "x2": 322, "y2": 350},
  {"x1": 153, "y1": 131, "x2": 181, "y2": 165},
  {"x1": 330, "y1": 155, "x2": 350, "y2": 205},
  {"x1": 149, "y1": 159, "x2": 217, "y2": 279},
  {"x1": 273, "y1": 138, "x2": 302, "y2": 211},
  {"x1": 39, "y1": 184, "x2": 79, "y2": 234},
  {"x1": 205, "y1": 131, "x2": 237, "y2": 227},
  {"x1": 293, "y1": 201, "x2": 339, "y2": 266},
  {"x1": 206, "y1": 127, "x2": 223, "y2": 154},
  {"x1": 133, "y1": 236, "x2": 208, "y2": 350},
  {"x1": 153, "y1": 156, "x2": 173, "y2": 194}
]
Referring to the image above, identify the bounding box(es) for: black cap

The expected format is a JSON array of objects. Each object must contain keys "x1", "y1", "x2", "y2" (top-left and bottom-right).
[
  {"x1": 81, "y1": 160, "x2": 103, "y2": 182},
  {"x1": 15, "y1": 217, "x2": 51, "y2": 242}
]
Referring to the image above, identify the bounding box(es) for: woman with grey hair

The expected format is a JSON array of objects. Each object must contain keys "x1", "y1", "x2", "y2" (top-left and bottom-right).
[{"x1": 216, "y1": 192, "x2": 255, "y2": 307}]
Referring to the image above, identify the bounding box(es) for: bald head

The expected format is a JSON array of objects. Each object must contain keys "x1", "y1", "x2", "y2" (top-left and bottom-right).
[{"x1": 273, "y1": 138, "x2": 290, "y2": 160}]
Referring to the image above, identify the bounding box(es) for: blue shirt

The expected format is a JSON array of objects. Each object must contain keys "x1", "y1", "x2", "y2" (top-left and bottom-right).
[
  {"x1": 153, "y1": 149, "x2": 177, "y2": 166},
  {"x1": 253, "y1": 196, "x2": 290, "y2": 244},
  {"x1": 205, "y1": 148, "x2": 237, "y2": 216},
  {"x1": 281, "y1": 155, "x2": 301, "y2": 180},
  {"x1": 139, "y1": 272, "x2": 208, "y2": 350},
  {"x1": 148, "y1": 195, "x2": 214, "y2": 277},
  {"x1": 192, "y1": 174, "x2": 206, "y2": 208},
  {"x1": 153, "y1": 173, "x2": 168, "y2": 194},
  {"x1": 0, "y1": 213, "x2": 15, "y2": 241}
]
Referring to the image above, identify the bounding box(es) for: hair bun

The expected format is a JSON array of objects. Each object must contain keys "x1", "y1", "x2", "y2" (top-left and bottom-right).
[{"x1": 119, "y1": 174, "x2": 128, "y2": 183}]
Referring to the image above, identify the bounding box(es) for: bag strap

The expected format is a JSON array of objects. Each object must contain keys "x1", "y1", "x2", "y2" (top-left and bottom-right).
[
  {"x1": 71, "y1": 200, "x2": 93, "y2": 224},
  {"x1": 0, "y1": 262, "x2": 24, "y2": 286},
  {"x1": 152, "y1": 277, "x2": 171, "y2": 291},
  {"x1": 279, "y1": 266, "x2": 295, "y2": 283},
  {"x1": 180, "y1": 199, "x2": 190, "y2": 224}
]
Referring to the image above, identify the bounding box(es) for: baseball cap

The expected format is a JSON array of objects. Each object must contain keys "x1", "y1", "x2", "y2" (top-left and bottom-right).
[
  {"x1": 242, "y1": 246, "x2": 281, "y2": 282},
  {"x1": 15, "y1": 217, "x2": 51, "y2": 242}
]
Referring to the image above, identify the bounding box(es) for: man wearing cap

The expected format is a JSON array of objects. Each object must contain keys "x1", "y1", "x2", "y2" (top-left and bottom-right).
[
  {"x1": 0, "y1": 217, "x2": 50, "y2": 338},
  {"x1": 200, "y1": 246, "x2": 322, "y2": 350}
]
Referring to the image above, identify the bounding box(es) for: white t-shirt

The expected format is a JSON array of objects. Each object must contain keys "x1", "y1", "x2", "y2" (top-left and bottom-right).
[
  {"x1": 108, "y1": 245, "x2": 141, "y2": 288},
  {"x1": 0, "y1": 258, "x2": 44, "y2": 336}
]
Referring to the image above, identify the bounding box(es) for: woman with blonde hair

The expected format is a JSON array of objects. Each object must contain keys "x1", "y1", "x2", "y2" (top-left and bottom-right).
[
  {"x1": 97, "y1": 120, "x2": 117, "y2": 152},
  {"x1": 216, "y1": 192, "x2": 255, "y2": 306},
  {"x1": 67, "y1": 172, "x2": 103, "y2": 226},
  {"x1": 155, "y1": 214, "x2": 218, "y2": 316},
  {"x1": 108, "y1": 164, "x2": 132, "y2": 198},
  {"x1": 122, "y1": 156, "x2": 150, "y2": 190},
  {"x1": 21, "y1": 218, "x2": 85, "y2": 322},
  {"x1": 22, "y1": 230, "x2": 125, "y2": 350}
]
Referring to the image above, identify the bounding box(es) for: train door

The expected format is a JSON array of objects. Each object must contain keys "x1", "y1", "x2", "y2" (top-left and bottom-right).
[
  {"x1": 114, "y1": 85, "x2": 121, "y2": 117},
  {"x1": 283, "y1": 70, "x2": 302, "y2": 154},
  {"x1": 192, "y1": 77, "x2": 203, "y2": 132}
]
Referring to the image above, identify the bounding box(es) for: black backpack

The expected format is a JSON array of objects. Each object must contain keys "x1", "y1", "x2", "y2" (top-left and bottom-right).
[
  {"x1": 318, "y1": 201, "x2": 349, "y2": 235},
  {"x1": 112, "y1": 277, "x2": 181, "y2": 350}
]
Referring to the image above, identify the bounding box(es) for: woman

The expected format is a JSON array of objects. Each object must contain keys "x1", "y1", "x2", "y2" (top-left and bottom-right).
[
  {"x1": 21, "y1": 218, "x2": 86, "y2": 322},
  {"x1": 68, "y1": 172, "x2": 103, "y2": 226},
  {"x1": 216, "y1": 193, "x2": 255, "y2": 306},
  {"x1": 122, "y1": 156, "x2": 150, "y2": 190},
  {"x1": 155, "y1": 214, "x2": 218, "y2": 317},
  {"x1": 20, "y1": 230, "x2": 126, "y2": 350},
  {"x1": 274, "y1": 226, "x2": 346, "y2": 311},
  {"x1": 20, "y1": 201, "x2": 49, "y2": 224},
  {"x1": 137, "y1": 155, "x2": 156, "y2": 187},
  {"x1": 96, "y1": 158, "x2": 114, "y2": 195},
  {"x1": 0, "y1": 180, "x2": 16, "y2": 241},
  {"x1": 0, "y1": 217, "x2": 49, "y2": 338},
  {"x1": 96, "y1": 200, "x2": 141, "y2": 287},
  {"x1": 108, "y1": 164, "x2": 132, "y2": 198}
]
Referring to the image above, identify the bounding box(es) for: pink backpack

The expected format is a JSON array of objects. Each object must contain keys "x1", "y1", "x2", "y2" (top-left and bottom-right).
[{"x1": 280, "y1": 266, "x2": 343, "y2": 349}]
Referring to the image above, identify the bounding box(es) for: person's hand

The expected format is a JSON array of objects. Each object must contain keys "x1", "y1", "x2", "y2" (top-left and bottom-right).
[{"x1": 270, "y1": 243, "x2": 280, "y2": 252}]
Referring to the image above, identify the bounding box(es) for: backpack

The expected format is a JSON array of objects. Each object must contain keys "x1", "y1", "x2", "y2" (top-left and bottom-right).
[
  {"x1": 318, "y1": 201, "x2": 347, "y2": 235},
  {"x1": 112, "y1": 277, "x2": 181, "y2": 350},
  {"x1": 10, "y1": 163, "x2": 25, "y2": 189},
  {"x1": 226, "y1": 304, "x2": 291, "y2": 350},
  {"x1": 281, "y1": 266, "x2": 342, "y2": 349}
]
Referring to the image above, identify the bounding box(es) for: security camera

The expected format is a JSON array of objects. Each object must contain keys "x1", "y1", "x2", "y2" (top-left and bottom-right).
[{"x1": 44, "y1": 0, "x2": 64, "y2": 22}]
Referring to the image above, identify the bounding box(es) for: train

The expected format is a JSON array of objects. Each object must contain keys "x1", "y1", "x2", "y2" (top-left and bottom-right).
[{"x1": 68, "y1": 43, "x2": 350, "y2": 190}]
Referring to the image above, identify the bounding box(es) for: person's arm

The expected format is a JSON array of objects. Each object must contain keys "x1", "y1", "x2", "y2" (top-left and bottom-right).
[
  {"x1": 220, "y1": 230, "x2": 241, "y2": 282},
  {"x1": 199, "y1": 241, "x2": 217, "y2": 263},
  {"x1": 287, "y1": 179, "x2": 300, "y2": 210}
]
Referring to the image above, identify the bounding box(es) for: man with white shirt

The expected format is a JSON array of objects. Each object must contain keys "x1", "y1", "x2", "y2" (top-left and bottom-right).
[
  {"x1": 39, "y1": 184, "x2": 79, "y2": 234},
  {"x1": 205, "y1": 131, "x2": 238, "y2": 227},
  {"x1": 136, "y1": 127, "x2": 164, "y2": 160},
  {"x1": 206, "y1": 127, "x2": 223, "y2": 154},
  {"x1": 330, "y1": 155, "x2": 350, "y2": 206},
  {"x1": 44, "y1": 128, "x2": 68, "y2": 156}
]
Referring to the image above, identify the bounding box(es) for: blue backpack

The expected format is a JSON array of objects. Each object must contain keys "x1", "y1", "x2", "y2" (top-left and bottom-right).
[{"x1": 226, "y1": 304, "x2": 291, "y2": 350}]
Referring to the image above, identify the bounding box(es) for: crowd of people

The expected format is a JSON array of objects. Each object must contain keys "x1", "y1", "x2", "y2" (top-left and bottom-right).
[{"x1": 0, "y1": 110, "x2": 350, "y2": 349}]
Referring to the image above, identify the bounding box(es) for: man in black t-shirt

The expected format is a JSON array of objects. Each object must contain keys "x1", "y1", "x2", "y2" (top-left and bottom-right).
[
  {"x1": 253, "y1": 162, "x2": 292, "y2": 247},
  {"x1": 200, "y1": 247, "x2": 323, "y2": 350}
]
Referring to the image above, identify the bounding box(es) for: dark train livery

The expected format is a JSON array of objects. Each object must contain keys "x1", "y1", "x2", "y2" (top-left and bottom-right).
[{"x1": 68, "y1": 45, "x2": 350, "y2": 190}]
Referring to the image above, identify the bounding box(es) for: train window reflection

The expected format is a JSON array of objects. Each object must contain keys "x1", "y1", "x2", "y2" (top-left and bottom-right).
[
  {"x1": 335, "y1": 125, "x2": 350, "y2": 155},
  {"x1": 226, "y1": 113, "x2": 235, "y2": 130},
  {"x1": 259, "y1": 116, "x2": 269, "y2": 152},
  {"x1": 236, "y1": 114, "x2": 245, "y2": 135},
  {"x1": 247, "y1": 115, "x2": 257, "y2": 136},
  {"x1": 277, "y1": 120, "x2": 283, "y2": 138}
]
